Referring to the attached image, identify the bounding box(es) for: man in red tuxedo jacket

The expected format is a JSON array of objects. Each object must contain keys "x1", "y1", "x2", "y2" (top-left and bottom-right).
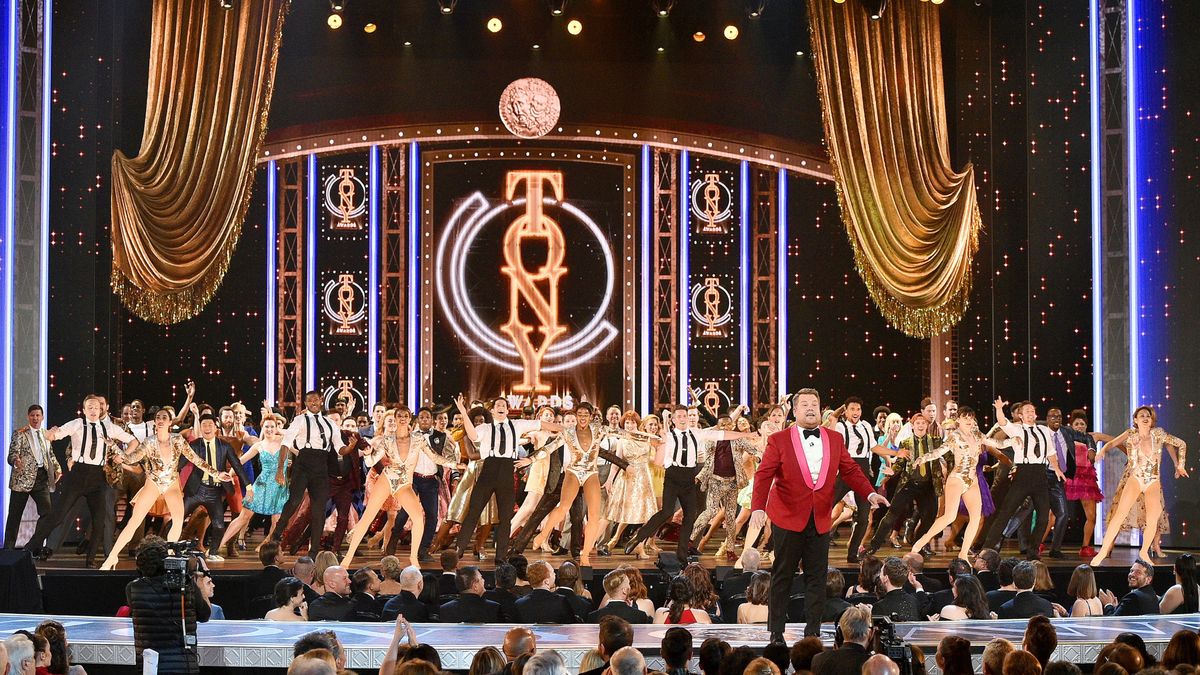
[{"x1": 751, "y1": 387, "x2": 888, "y2": 641}]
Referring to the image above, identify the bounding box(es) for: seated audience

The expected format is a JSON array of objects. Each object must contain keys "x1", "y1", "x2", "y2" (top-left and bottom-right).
[
  {"x1": 904, "y1": 552, "x2": 945, "y2": 594},
  {"x1": 310, "y1": 551, "x2": 339, "y2": 596},
  {"x1": 469, "y1": 646, "x2": 505, "y2": 675},
  {"x1": 195, "y1": 569, "x2": 224, "y2": 620},
  {"x1": 937, "y1": 574, "x2": 994, "y2": 620},
  {"x1": 1042, "y1": 663, "x2": 1082, "y2": 675},
  {"x1": 681, "y1": 563, "x2": 722, "y2": 622},
  {"x1": 1113, "y1": 633, "x2": 1156, "y2": 668},
  {"x1": 655, "y1": 577, "x2": 711, "y2": 624},
  {"x1": 509, "y1": 555, "x2": 533, "y2": 596},
  {"x1": 1066, "y1": 564, "x2": 1103, "y2": 617},
  {"x1": 1022, "y1": 615, "x2": 1057, "y2": 668},
  {"x1": 397, "y1": 659, "x2": 440, "y2": 675},
  {"x1": 1163, "y1": 629, "x2": 1200, "y2": 670},
  {"x1": 811, "y1": 605, "x2": 872, "y2": 675},
  {"x1": 736, "y1": 572, "x2": 770, "y2": 624},
  {"x1": 288, "y1": 650, "x2": 337, "y2": 675},
  {"x1": 846, "y1": 556, "x2": 882, "y2": 601},
  {"x1": 344, "y1": 567, "x2": 384, "y2": 622},
  {"x1": 484, "y1": 564, "x2": 521, "y2": 621},
  {"x1": 378, "y1": 555, "x2": 405, "y2": 598},
  {"x1": 524, "y1": 650, "x2": 567, "y2": 675},
  {"x1": 440, "y1": 565, "x2": 502, "y2": 623},
  {"x1": 699, "y1": 638, "x2": 731, "y2": 675},
  {"x1": 35, "y1": 619, "x2": 86, "y2": 675},
  {"x1": 1160, "y1": 553, "x2": 1200, "y2": 614},
  {"x1": 589, "y1": 570, "x2": 651, "y2": 624},
  {"x1": 620, "y1": 566, "x2": 657, "y2": 617},
  {"x1": 1002, "y1": 650, "x2": 1043, "y2": 675},
  {"x1": 500, "y1": 627, "x2": 537, "y2": 675},
  {"x1": 983, "y1": 638, "x2": 1016, "y2": 675},
  {"x1": 871, "y1": 557, "x2": 924, "y2": 621},
  {"x1": 514, "y1": 560, "x2": 578, "y2": 623},
  {"x1": 1095, "y1": 643, "x2": 1144, "y2": 674},
  {"x1": 382, "y1": 566, "x2": 432, "y2": 622},
  {"x1": 724, "y1": 549, "x2": 760, "y2": 599},
  {"x1": 998, "y1": 561, "x2": 1053, "y2": 619},
  {"x1": 761, "y1": 642, "x2": 790, "y2": 675},
  {"x1": 822, "y1": 568, "x2": 851, "y2": 622},
  {"x1": 925, "y1": 558, "x2": 971, "y2": 613},
  {"x1": 1031, "y1": 561, "x2": 1059, "y2": 605},
  {"x1": 251, "y1": 541, "x2": 289, "y2": 600},
  {"x1": 1092, "y1": 665, "x2": 1127, "y2": 675},
  {"x1": 742, "y1": 657, "x2": 780, "y2": 675},
  {"x1": 438, "y1": 550, "x2": 461, "y2": 596},
  {"x1": 578, "y1": 650, "x2": 605, "y2": 675},
  {"x1": 292, "y1": 630, "x2": 346, "y2": 673},
  {"x1": 291, "y1": 556, "x2": 320, "y2": 603},
  {"x1": 936, "y1": 636, "x2": 972, "y2": 675},
  {"x1": 861, "y1": 654, "x2": 900, "y2": 675},
  {"x1": 377, "y1": 614, "x2": 421, "y2": 675},
  {"x1": 660, "y1": 627, "x2": 695, "y2": 675},
  {"x1": 1099, "y1": 560, "x2": 1160, "y2": 616},
  {"x1": 554, "y1": 561, "x2": 593, "y2": 621},
  {"x1": 789, "y1": 636, "x2": 824, "y2": 674},
  {"x1": 609, "y1": 647, "x2": 647, "y2": 675},
  {"x1": 580, "y1": 617, "x2": 634, "y2": 675},
  {"x1": 307, "y1": 566, "x2": 353, "y2": 621},
  {"x1": 987, "y1": 558, "x2": 1021, "y2": 613},
  {"x1": 975, "y1": 549, "x2": 1002, "y2": 591},
  {"x1": 4, "y1": 635, "x2": 34, "y2": 675},
  {"x1": 719, "y1": 647, "x2": 759, "y2": 675},
  {"x1": 907, "y1": 644, "x2": 927, "y2": 675},
  {"x1": 267, "y1": 577, "x2": 309, "y2": 621}
]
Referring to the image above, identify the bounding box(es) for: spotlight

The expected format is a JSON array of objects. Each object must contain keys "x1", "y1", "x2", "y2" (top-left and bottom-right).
[
  {"x1": 931, "y1": 0, "x2": 944, "y2": 4},
  {"x1": 216, "y1": 0, "x2": 234, "y2": 9},
  {"x1": 363, "y1": 22, "x2": 376, "y2": 33},
  {"x1": 693, "y1": 31, "x2": 706, "y2": 42},
  {"x1": 329, "y1": 0, "x2": 345, "y2": 11},
  {"x1": 834, "y1": 0, "x2": 845, "y2": 3},
  {"x1": 547, "y1": 0, "x2": 567, "y2": 16},
  {"x1": 487, "y1": 17, "x2": 502, "y2": 32},
  {"x1": 863, "y1": 0, "x2": 887, "y2": 19},
  {"x1": 567, "y1": 19, "x2": 582, "y2": 35},
  {"x1": 724, "y1": 24, "x2": 739, "y2": 40},
  {"x1": 438, "y1": 0, "x2": 457, "y2": 15},
  {"x1": 795, "y1": 50, "x2": 804, "y2": 56},
  {"x1": 327, "y1": 13, "x2": 342, "y2": 29},
  {"x1": 745, "y1": 0, "x2": 768, "y2": 18},
  {"x1": 657, "y1": 46, "x2": 665, "y2": 53},
  {"x1": 533, "y1": 44, "x2": 541, "y2": 50},
  {"x1": 651, "y1": 0, "x2": 674, "y2": 18}
]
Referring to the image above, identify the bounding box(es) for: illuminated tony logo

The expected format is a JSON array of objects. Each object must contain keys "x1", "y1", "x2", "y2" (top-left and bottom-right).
[
  {"x1": 435, "y1": 170, "x2": 618, "y2": 391},
  {"x1": 689, "y1": 277, "x2": 732, "y2": 339},
  {"x1": 689, "y1": 173, "x2": 733, "y2": 234},
  {"x1": 323, "y1": 273, "x2": 366, "y2": 335},
  {"x1": 324, "y1": 168, "x2": 367, "y2": 229}
]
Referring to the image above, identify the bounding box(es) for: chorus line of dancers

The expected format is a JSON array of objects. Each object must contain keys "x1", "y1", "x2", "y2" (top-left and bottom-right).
[{"x1": 2, "y1": 381, "x2": 1189, "y2": 570}]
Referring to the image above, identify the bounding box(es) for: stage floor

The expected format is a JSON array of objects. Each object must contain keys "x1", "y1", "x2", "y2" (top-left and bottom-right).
[{"x1": 2, "y1": 612, "x2": 1197, "y2": 671}]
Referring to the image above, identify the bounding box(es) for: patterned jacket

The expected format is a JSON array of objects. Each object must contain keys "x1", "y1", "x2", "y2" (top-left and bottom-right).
[
  {"x1": 7, "y1": 427, "x2": 62, "y2": 492},
  {"x1": 697, "y1": 438, "x2": 756, "y2": 490}
]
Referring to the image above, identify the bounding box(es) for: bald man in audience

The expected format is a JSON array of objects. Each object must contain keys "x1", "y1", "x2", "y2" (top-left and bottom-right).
[
  {"x1": 861, "y1": 654, "x2": 899, "y2": 675},
  {"x1": 607, "y1": 646, "x2": 647, "y2": 675},
  {"x1": 498, "y1": 626, "x2": 538, "y2": 675},
  {"x1": 288, "y1": 650, "x2": 337, "y2": 675}
]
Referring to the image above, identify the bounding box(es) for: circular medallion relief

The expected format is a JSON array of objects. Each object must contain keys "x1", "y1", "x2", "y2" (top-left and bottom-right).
[{"x1": 499, "y1": 78, "x2": 561, "y2": 139}]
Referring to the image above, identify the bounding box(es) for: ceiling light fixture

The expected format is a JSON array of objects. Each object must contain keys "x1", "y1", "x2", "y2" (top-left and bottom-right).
[
  {"x1": 438, "y1": 0, "x2": 457, "y2": 15},
  {"x1": 567, "y1": 19, "x2": 582, "y2": 35},
  {"x1": 745, "y1": 0, "x2": 768, "y2": 18},
  {"x1": 724, "y1": 25, "x2": 739, "y2": 40},
  {"x1": 547, "y1": 0, "x2": 567, "y2": 16},
  {"x1": 651, "y1": 0, "x2": 674, "y2": 18},
  {"x1": 327, "y1": 13, "x2": 342, "y2": 29},
  {"x1": 487, "y1": 17, "x2": 503, "y2": 32}
]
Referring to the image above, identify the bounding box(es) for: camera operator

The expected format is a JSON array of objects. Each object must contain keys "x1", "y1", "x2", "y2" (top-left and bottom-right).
[{"x1": 126, "y1": 536, "x2": 210, "y2": 674}]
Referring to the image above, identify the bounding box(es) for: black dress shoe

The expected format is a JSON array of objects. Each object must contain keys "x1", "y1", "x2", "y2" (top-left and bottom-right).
[
  {"x1": 1047, "y1": 549, "x2": 1064, "y2": 559},
  {"x1": 920, "y1": 546, "x2": 934, "y2": 558},
  {"x1": 595, "y1": 545, "x2": 612, "y2": 557},
  {"x1": 36, "y1": 547, "x2": 53, "y2": 561},
  {"x1": 769, "y1": 632, "x2": 786, "y2": 645},
  {"x1": 623, "y1": 542, "x2": 640, "y2": 556},
  {"x1": 75, "y1": 539, "x2": 89, "y2": 555}
]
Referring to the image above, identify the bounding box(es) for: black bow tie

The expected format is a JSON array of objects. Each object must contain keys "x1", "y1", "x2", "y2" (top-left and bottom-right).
[{"x1": 802, "y1": 428, "x2": 821, "y2": 440}]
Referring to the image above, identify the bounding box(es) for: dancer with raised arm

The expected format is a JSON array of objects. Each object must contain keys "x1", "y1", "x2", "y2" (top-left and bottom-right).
[
  {"x1": 342, "y1": 408, "x2": 463, "y2": 568},
  {"x1": 1090, "y1": 406, "x2": 1188, "y2": 566},
  {"x1": 217, "y1": 408, "x2": 291, "y2": 554},
  {"x1": 100, "y1": 409, "x2": 230, "y2": 569},
  {"x1": 907, "y1": 406, "x2": 1016, "y2": 561}
]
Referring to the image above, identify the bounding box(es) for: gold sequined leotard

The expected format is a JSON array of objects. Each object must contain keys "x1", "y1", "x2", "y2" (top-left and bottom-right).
[
  {"x1": 1122, "y1": 427, "x2": 1188, "y2": 490},
  {"x1": 918, "y1": 430, "x2": 979, "y2": 489},
  {"x1": 121, "y1": 434, "x2": 222, "y2": 493},
  {"x1": 365, "y1": 431, "x2": 459, "y2": 494},
  {"x1": 561, "y1": 424, "x2": 606, "y2": 484}
]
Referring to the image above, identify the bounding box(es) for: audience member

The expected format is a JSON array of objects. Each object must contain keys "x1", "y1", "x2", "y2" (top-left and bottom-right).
[
  {"x1": 439, "y1": 550, "x2": 461, "y2": 596},
  {"x1": 846, "y1": 556, "x2": 882, "y2": 601},
  {"x1": 1031, "y1": 561, "x2": 1059, "y2": 604},
  {"x1": 761, "y1": 642, "x2": 790, "y2": 675},
  {"x1": 741, "y1": 657, "x2": 780, "y2": 675},
  {"x1": 619, "y1": 566, "x2": 657, "y2": 617},
  {"x1": 719, "y1": 647, "x2": 758, "y2": 675},
  {"x1": 288, "y1": 651, "x2": 337, "y2": 675},
  {"x1": 907, "y1": 644, "x2": 927, "y2": 675},
  {"x1": 789, "y1": 636, "x2": 824, "y2": 674},
  {"x1": 396, "y1": 659, "x2": 441, "y2": 675},
  {"x1": 1163, "y1": 629, "x2": 1200, "y2": 670},
  {"x1": 660, "y1": 627, "x2": 695, "y2": 675},
  {"x1": 1113, "y1": 633, "x2": 1156, "y2": 668},
  {"x1": 251, "y1": 541, "x2": 288, "y2": 600},
  {"x1": 1092, "y1": 664, "x2": 1127, "y2": 675},
  {"x1": 440, "y1": 566, "x2": 502, "y2": 622},
  {"x1": 382, "y1": 566, "x2": 432, "y2": 622},
  {"x1": 580, "y1": 617, "x2": 634, "y2": 675},
  {"x1": 292, "y1": 556, "x2": 320, "y2": 603},
  {"x1": 937, "y1": 574, "x2": 993, "y2": 620},
  {"x1": 555, "y1": 562, "x2": 593, "y2": 620},
  {"x1": 936, "y1": 635, "x2": 972, "y2": 675},
  {"x1": 267, "y1": 577, "x2": 309, "y2": 621},
  {"x1": 194, "y1": 569, "x2": 224, "y2": 620},
  {"x1": 509, "y1": 555, "x2": 532, "y2": 595},
  {"x1": 1041, "y1": 663, "x2": 1082, "y2": 675},
  {"x1": 975, "y1": 549, "x2": 1002, "y2": 591},
  {"x1": 469, "y1": 647, "x2": 505, "y2": 675},
  {"x1": 20, "y1": 632, "x2": 48, "y2": 675},
  {"x1": 310, "y1": 551, "x2": 339, "y2": 596},
  {"x1": 589, "y1": 570, "x2": 651, "y2": 624},
  {"x1": 998, "y1": 561, "x2": 1053, "y2": 619},
  {"x1": 724, "y1": 549, "x2": 760, "y2": 599},
  {"x1": 609, "y1": 647, "x2": 648, "y2": 675},
  {"x1": 681, "y1": 563, "x2": 722, "y2": 621},
  {"x1": 1099, "y1": 560, "x2": 1160, "y2": 616},
  {"x1": 871, "y1": 557, "x2": 924, "y2": 621},
  {"x1": 1002, "y1": 650, "x2": 1043, "y2": 675},
  {"x1": 578, "y1": 650, "x2": 605, "y2": 675},
  {"x1": 376, "y1": 614, "x2": 422, "y2": 675},
  {"x1": 1095, "y1": 643, "x2": 1143, "y2": 674},
  {"x1": 344, "y1": 567, "x2": 384, "y2": 621},
  {"x1": 514, "y1": 560, "x2": 578, "y2": 623},
  {"x1": 988, "y1": 558, "x2": 1021, "y2": 613},
  {"x1": 34, "y1": 620, "x2": 85, "y2": 675},
  {"x1": 1160, "y1": 553, "x2": 1200, "y2": 614},
  {"x1": 406, "y1": 643, "x2": 444, "y2": 670},
  {"x1": 812, "y1": 605, "x2": 872, "y2": 675},
  {"x1": 736, "y1": 572, "x2": 770, "y2": 624},
  {"x1": 656, "y1": 576, "x2": 711, "y2": 624},
  {"x1": 524, "y1": 650, "x2": 567, "y2": 675},
  {"x1": 861, "y1": 654, "x2": 900, "y2": 675},
  {"x1": 926, "y1": 558, "x2": 971, "y2": 612},
  {"x1": 0, "y1": 642, "x2": 8, "y2": 675},
  {"x1": 904, "y1": 552, "x2": 944, "y2": 594},
  {"x1": 699, "y1": 638, "x2": 731, "y2": 675},
  {"x1": 502, "y1": 626, "x2": 538, "y2": 670},
  {"x1": 307, "y1": 566, "x2": 353, "y2": 621},
  {"x1": 485, "y1": 564, "x2": 521, "y2": 621},
  {"x1": 1065, "y1": 565, "x2": 1102, "y2": 617},
  {"x1": 293, "y1": 630, "x2": 346, "y2": 672},
  {"x1": 378, "y1": 555, "x2": 405, "y2": 598},
  {"x1": 983, "y1": 638, "x2": 1016, "y2": 675},
  {"x1": 1023, "y1": 615, "x2": 1058, "y2": 668}
]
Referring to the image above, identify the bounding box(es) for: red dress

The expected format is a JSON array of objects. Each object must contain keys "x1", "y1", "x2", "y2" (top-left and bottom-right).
[
  {"x1": 1066, "y1": 441, "x2": 1104, "y2": 502},
  {"x1": 665, "y1": 608, "x2": 698, "y2": 624}
]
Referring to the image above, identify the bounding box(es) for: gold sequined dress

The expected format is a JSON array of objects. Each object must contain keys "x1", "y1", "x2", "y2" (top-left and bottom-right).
[{"x1": 605, "y1": 438, "x2": 659, "y2": 524}]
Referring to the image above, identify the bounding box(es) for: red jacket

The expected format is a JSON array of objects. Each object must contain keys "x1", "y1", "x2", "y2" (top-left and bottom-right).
[{"x1": 750, "y1": 425, "x2": 877, "y2": 534}]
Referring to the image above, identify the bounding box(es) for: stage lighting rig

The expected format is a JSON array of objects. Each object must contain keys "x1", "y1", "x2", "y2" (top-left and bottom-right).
[
  {"x1": 745, "y1": 0, "x2": 768, "y2": 18},
  {"x1": 862, "y1": 0, "x2": 887, "y2": 19},
  {"x1": 438, "y1": 0, "x2": 457, "y2": 15},
  {"x1": 652, "y1": 0, "x2": 674, "y2": 18},
  {"x1": 329, "y1": 0, "x2": 345, "y2": 11},
  {"x1": 547, "y1": 0, "x2": 567, "y2": 17}
]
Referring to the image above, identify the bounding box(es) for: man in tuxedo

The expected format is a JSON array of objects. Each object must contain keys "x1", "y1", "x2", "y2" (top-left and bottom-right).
[
  {"x1": 182, "y1": 414, "x2": 250, "y2": 562},
  {"x1": 439, "y1": 566, "x2": 503, "y2": 623},
  {"x1": 307, "y1": 566, "x2": 353, "y2": 621},
  {"x1": 554, "y1": 561, "x2": 592, "y2": 621},
  {"x1": 514, "y1": 560, "x2": 578, "y2": 623},
  {"x1": 923, "y1": 558, "x2": 971, "y2": 614},
  {"x1": 588, "y1": 569, "x2": 650, "y2": 623},
  {"x1": 248, "y1": 541, "x2": 288, "y2": 601},
  {"x1": 579, "y1": 617, "x2": 635, "y2": 675},
  {"x1": 343, "y1": 568, "x2": 384, "y2": 622},
  {"x1": 438, "y1": 550, "x2": 460, "y2": 597},
  {"x1": 382, "y1": 565, "x2": 432, "y2": 622},
  {"x1": 751, "y1": 387, "x2": 888, "y2": 640},
  {"x1": 722, "y1": 548, "x2": 760, "y2": 600},
  {"x1": 997, "y1": 561, "x2": 1054, "y2": 619},
  {"x1": 483, "y1": 563, "x2": 521, "y2": 620},
  {"x1": 811, "y1": 605, "x2": 874, "y2": 675},
  {"x1": 975, "y1": 548, "x2": 1002, "y2": 591},
  {"x1": 1099, "y1": 560, "x2": 1161, "y2": 616},
  {"x1": 986, "y1": 558, "x2": 1020, "y2": 613},
  {"x1": 903, "y1": 552, "x2": 944, "y2": 594},
  {"x1": 871, "y1": 557, "x2": 926, "y2": 621}
]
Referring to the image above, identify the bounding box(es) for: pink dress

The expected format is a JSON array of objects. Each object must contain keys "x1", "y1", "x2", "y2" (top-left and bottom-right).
[{"x1": 1065, "y1": 441, "x2": 1103, "y2": 501}]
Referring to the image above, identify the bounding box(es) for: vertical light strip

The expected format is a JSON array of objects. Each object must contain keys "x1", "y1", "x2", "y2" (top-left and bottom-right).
[
  {"x1": 738, "y1": 161, "x2": 750, "y2": 405},
  {"x1": 39, "y1": 0, "x2": 50, "y2": 414},
  {"x1": 677, "y1": 151, "x2": 690, "y2": 404},
  {"x1": 266, "y1": 161, "x2": 277, "y2": 405},
  {"x1": 368, "y1": 145, "x2": 379, "y2": 408},
  {"x1": 407, "y1": 141, "x2": 420, "y2": 406},
  {"x1": 305, "y1": 153, "x2": 317, "y2": 392},
  {"x1": 1, "y1": 0, "x2": 18, "y2": 540},
  {"x1": 640, "y1": 145, "x2": 651, "y2": 412},
  {"x1": 777, "y1": 168, "x2": 788, "y2": 400},
  {"x1": 1126, "y1": 0, "x2": 1140, "y2": 413},
  {"x1": 1088, "y1": 0, "x2": 1106, "y2": 542}
]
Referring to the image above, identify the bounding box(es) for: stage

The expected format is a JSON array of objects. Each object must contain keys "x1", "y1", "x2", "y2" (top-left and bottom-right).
[{"x1": 2, "y1": 612, "x2": 1197, "y2": 673}]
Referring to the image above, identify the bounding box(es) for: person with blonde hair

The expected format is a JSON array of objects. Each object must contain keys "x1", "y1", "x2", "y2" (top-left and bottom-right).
[
  {"x1": 310, "y1": 550, "x2": 339, "y2": 595},
  {"x1": 470, "y1": 647, "x2": 507, "y2": 675},
  {"x1": 217, "y1": 410, "x2": 291, "y2": 555},
  {"x1": 742, "y1": 657, "x2": 779, "y2": 675},
  {"x1": 602, "y1": 411, "x2": 659, "y2": 560}
]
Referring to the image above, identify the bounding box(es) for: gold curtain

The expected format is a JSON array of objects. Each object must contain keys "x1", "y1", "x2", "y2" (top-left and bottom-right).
[
  {"x1": 110, "y1": 0, "x2": 289, "y2": 324},
  {"x1": 807, "y1": 0, "x2": 981, "y2": 337}
]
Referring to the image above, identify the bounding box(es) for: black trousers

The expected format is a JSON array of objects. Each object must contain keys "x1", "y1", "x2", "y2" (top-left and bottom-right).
[
  {"x1": 508, "y1": 472, "x2": 584, "y2": 556},
  {"x1": 769, "y1": 520, "x2": 829, "y2": 638},
  {"x1": 982, "y1": 464, "x2": 1050, "y2": 552},
  {"x1": 1005, "y1": 470, "x2": 1071, "y2": 552},
  {"x1": 835, "y1": 458, "x2": 873, "y2": 557},
  {"x1": 4, "y1": 468, "x2": 52, "y2": 548},
  {"x1": 28, "y1": 464, "x2": 110, "y2": 558},
  {"x1": 630, "y1": 465, "x2": 700, "y2": 561},
  {"x1": 391, "y1": 475, "x2": 440, "y2": 555},
  {"x1": 867, "y1": 475, "x2": 937, "y2": 551},
  {"x1": 183, "y1": 483, "x2": 229, "y2": 550},
  {"x1": 455, "y1": 457, "x2": 517, "y2": 558},
  {"x1": 273, "y1": 449, "x2": 331, "y2": 554}
]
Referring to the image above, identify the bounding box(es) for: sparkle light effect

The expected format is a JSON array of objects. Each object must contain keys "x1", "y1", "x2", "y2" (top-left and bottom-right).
[
  {"x1": 407, "y1": 141, "x2": 420, "y2": 405},
  {"x1": 266, "y1": 160, "x2": 277, "y2": 405},
  {"x1": 368, "y1": 145, "x2": 379, "y2": 407},
  {"x1": 678, "y1": 150, "x2": 690, "y2": 404},
  {"x1": 640, "y1": 145, "x2": 651, "y2": 411},
  {"x1": 739, "y1": 160, "x2": 750, "y2": 404},
  {"x1": 776, "y1": 168, "x2": 787, "y2": 399},
  {"x1": 306, "y1": 153, "x2": 317, "y2": 391}
]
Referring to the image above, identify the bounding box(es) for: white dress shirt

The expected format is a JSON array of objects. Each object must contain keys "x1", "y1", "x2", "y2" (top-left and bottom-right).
[
  {"x1": 476, "y1": 418, "x2": 539, "y2": 459},
  {"x1": 127, "y1": 420, "x2": 155, "y2": 443},
  {"x1": 56, "y1": 417, "x2": 136, "y2": 466},
  {"x1": 800, "y1": 428, "x2": 824, "y2": 483},
  {"x1": 280, "y1": 412, "x2": 346, "y2": 452},
  {"x1": 836, "y1": 420, "x2": 877, "y2": 459},
  {"x1": 1001, "y1": 422, "x2": 1053, "y2": 465}
]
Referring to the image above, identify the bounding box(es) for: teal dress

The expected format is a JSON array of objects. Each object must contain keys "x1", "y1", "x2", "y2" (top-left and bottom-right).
[{"x1": 243, "y1": 445, "x2": 290, "y2": 515}]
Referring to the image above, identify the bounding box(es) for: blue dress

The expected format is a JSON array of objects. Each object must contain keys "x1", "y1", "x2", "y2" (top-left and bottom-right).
[{"x1": 243, "y1": 445, "x2": 290, "y2": 515}]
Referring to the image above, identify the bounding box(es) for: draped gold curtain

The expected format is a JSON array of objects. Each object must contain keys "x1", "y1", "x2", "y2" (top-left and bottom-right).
[
  {"x1": 110, "y1": 0, "x2": 289, "y2": 324},
  {"x1": 807, "y1": 0, "x2": 981, "y2": 337}
]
